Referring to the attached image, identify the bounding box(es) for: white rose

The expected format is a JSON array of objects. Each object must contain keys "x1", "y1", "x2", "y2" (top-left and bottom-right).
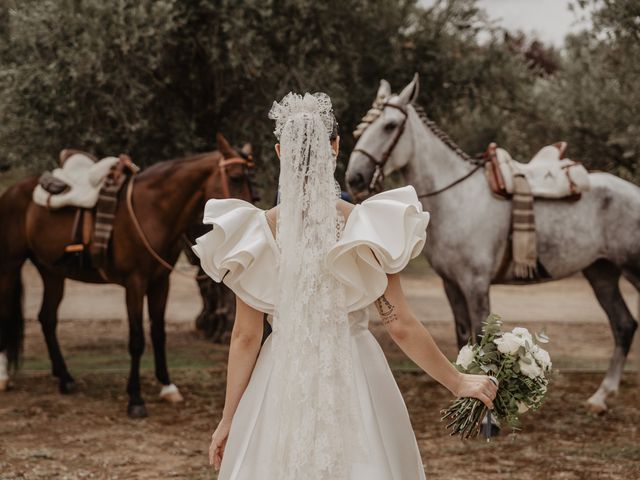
[
  {"x1": 517, "y1": 401, "x2": 529, "y2": 414},
  {"x1": 532, "y1": 345, "x2": 552, "y2": 371},
  {"x1": 512, "y1": 327, "x2": 534, "y2": 345},
  {"x1": 518, "y1": 352, "x2": 543, "y2": 379},
  {"x1": 494, "y1": 332, "x2": 525, "y2": 355},
  {"x1": 455, "y1": 345, "x2": 475, "y2": 370}
]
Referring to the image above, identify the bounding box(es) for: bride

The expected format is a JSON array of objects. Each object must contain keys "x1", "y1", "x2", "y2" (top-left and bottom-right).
[{"x1": 192, "y1": 92, "x2": 497, "y2": 479}]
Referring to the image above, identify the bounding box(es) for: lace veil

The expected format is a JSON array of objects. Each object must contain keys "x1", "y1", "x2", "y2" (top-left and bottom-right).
[{"x1": 267, "y1": 92, "x2": 367, "y2": 479}]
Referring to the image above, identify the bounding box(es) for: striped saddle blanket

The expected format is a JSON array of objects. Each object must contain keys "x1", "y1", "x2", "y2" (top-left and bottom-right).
[{"x1": 89, "y1": 155, "x2": 139, "y2": 268}]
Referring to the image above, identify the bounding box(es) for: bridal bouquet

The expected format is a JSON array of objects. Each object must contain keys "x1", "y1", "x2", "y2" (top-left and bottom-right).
[{"x1": 441, "y1": 314, "x2": 552, "y2": 439}]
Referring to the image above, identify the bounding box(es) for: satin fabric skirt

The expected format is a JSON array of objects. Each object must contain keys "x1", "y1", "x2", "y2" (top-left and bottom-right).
[{"x1": 217, "y1": 309, "x2": 427, "y2": 480}]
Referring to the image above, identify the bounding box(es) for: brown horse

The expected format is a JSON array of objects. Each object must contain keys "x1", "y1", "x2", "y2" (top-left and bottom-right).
[{"x1": 0, "y1": 134, "x2": 256, "y2": 417}]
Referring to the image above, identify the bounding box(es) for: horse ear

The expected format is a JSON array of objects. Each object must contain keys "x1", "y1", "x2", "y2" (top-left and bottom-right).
[
  {"x1": 398, "y1": 73, "x2": 419, "y2": 105},
  {"x1": 216, "y1": 133, "x2": 235, "y2": 158},
  {"x1": 376, "y1": 79, "x2": 391, "y2": 101},
  {"x1": 240, "y1": 142, "x2": 253, "y2": 158}
]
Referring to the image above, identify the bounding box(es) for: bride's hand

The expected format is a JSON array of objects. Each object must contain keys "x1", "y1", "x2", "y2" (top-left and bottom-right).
[
  {"x1": 209, "y1": 418, "x2": 231, "y2": 471},
  {"x1": 453, "y1": 373, "x2": 499, "y2": 409}
]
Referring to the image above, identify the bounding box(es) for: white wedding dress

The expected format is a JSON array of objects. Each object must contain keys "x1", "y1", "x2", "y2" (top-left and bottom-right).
[{"x1": 193, "y1": 185, "x2": 430, "y2": 480}]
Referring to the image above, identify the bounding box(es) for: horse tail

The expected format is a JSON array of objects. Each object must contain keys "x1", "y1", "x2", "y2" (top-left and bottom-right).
[{"x1": 0, "y1": 179, "x2": 34, "y2": 372}]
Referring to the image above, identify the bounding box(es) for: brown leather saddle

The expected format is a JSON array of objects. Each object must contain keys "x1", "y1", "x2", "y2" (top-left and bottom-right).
[{"x1": 483, "y1": 141, "x2": 587, "y2": 201}]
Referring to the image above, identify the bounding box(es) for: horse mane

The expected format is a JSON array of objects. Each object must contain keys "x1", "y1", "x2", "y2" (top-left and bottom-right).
[
  {"x1": 137, "y1": 151, "x2": 222, "y2": 179},
  {"x1": 411, "y1": 103, "x2": 473, "y2": 163},
  {"x1": 355, "y1": 95, "x2": 476, "y2": 164}
]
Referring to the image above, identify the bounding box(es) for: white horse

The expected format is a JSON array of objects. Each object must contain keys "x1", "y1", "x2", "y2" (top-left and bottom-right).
[{"x1": 345, "y1": 74, "x2": 640, "y2": 413}]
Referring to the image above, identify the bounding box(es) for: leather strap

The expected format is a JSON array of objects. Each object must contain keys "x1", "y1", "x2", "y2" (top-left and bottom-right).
[
  {"x1": 124, "y1": 154, "x2": 254, "y2": 280},
  {"x1": 352, "y1": 103, "x2": 408, "y2": 191},
  {"x1": 125, "y1": 175, "x2": 208, "y2": 280},
  {"x1": 82, "y1": 209, "x2": 93, "y2": 245},
  {"x1": 416, "y1": 163, "x2": 484, "y2": 198}
]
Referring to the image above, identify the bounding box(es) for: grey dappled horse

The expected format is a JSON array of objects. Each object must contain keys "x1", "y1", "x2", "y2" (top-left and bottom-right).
[{"x1": 345, "y1": 74, "x2": 640, "y2": 413}]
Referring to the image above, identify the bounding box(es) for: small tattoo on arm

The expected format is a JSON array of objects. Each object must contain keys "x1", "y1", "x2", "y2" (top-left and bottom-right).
[{"x1": 374, "y1": 295, "x2": 397, "y2": 325}]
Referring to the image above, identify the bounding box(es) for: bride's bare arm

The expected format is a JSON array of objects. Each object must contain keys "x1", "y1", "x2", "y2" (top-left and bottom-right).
[
  {"x1": 221, "y1": 295, "x2": 264, "y2": 422},
  {"x1": 375, "y1": 273, "x2": 497, "y2": 408},
  {"x1": 209, "y1": 296, "x2": 264, "y2": 469}
]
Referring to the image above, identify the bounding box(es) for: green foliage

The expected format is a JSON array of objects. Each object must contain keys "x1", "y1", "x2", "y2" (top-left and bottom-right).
[
  {"x1": 550, "y1": 0, "x2": 640, "y2": 181},
  {"x1": 0, "y1": 0, "x2": 637, "y2": 200}
]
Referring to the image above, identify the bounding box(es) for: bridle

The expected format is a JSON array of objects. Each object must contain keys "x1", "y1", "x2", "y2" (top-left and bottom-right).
[
  {"x1": 352, "y1": 102, "x2": 486, "y2": 200},
  {"x1": 216, "y1": 153, "x2": 257, "y2": 200},
  {"x1": 352, "y1": 102, "x2": 408, "y2": 192},
  {"x1": 125, "y1": 152, "x2": 256, "y2": 280}
]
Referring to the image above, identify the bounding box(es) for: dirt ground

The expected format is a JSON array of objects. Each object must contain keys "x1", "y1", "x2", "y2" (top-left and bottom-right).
[{"x1": 1, "y1": 260, "x2": 639, "y2": 480}]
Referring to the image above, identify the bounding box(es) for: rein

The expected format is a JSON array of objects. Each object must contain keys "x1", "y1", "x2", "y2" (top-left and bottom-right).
[
  {"x1": 416, "y1": 163, "x2": 484, "y2": 198},
  {"x1": 354, "y1": 101, "x2": 486, "y2": 198},
  {"x1": 125, "y1": 154, "x2": 254, "y2": 280}
]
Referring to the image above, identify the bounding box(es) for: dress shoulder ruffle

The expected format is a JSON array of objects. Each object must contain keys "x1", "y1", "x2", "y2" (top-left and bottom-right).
[
  {"x1": 326, "y1": 185, "x2": 430, "y2": 312},
  {"x1": 192, "y1": 186, "x2": 430, "y2": 314},
  {"x1": 191, "y1": 198, "x2": 278, "y2": 315}
]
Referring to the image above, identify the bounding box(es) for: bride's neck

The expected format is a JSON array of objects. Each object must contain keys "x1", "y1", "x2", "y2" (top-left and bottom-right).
[{"x1": 265, "y1": 200, "x2": 354, "y2": 239}]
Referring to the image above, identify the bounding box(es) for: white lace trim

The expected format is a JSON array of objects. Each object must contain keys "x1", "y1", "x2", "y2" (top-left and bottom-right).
[
  {"x1": 267, "y1": 92, "x2": 367, "y2": 479},
  {"x1": 268, "y1": 92, "x2": 335, "y2": 141}
]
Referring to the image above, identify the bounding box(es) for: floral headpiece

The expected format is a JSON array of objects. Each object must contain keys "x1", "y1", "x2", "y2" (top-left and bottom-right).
[{"x1": 268, "y1": 92, "x2": 335, "y2": 140}]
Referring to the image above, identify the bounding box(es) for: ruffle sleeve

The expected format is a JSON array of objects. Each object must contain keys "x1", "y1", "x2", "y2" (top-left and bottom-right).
[
  {"x1": 325, "y1": 185, "x2": 430, "y2": 312},
  {"x1": 191, "y1": 198, "x2": 277, "y2": 315}
]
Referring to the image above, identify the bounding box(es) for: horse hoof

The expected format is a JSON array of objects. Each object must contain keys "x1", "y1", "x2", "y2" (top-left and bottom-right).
[
  {"x1": 127, "y1": 404, "x2": 148, "y2": 418},
  {"x1": 159, "y1": 384, "x2": 184, "y2": 404},
  {"x1": 586, "y1": 399, "x2": 608, "y2": 414},
  {"x1": 59, "y1": 380, "x2": 77, "y2": 394},
  {"x1": 0, "y1": 378, "x2": 9, "y2": 392}
]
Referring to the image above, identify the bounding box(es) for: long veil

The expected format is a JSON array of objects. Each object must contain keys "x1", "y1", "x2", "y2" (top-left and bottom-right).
[{"x1": 267, "y1": 93, "x2": 366, "y2": 479}]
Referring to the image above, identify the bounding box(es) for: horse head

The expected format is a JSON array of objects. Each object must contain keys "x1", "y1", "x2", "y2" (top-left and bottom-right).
[
  {"x1": 202, "y1": 133, "x2": 259, "y2": 204},
  {"x1": 346, "y1": 74, "x2": 420, "y2": 201}
]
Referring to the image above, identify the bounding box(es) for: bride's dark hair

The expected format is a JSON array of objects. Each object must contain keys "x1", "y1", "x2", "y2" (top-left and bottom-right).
[{"x1": 329, "y1": 114, "x2": 339, "y2": 141}]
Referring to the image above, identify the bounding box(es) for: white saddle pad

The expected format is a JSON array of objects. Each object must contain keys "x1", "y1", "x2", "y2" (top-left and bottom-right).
[
  {"x1": 495, "y1": 145, "x2": 590, "y2": 198},
  {"x1": 33, "y1": 154, "x2": 120, "y2": 209}
]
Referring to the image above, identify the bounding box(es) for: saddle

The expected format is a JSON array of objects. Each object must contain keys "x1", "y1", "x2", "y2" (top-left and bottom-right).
[
  {"x1": 33, "y1": 150, "x2": 121, "y2": 209},
  {"x1": 484, "y1": 142, "x2": 590, "y2": 200},
  {"x1": 484, "y1": 142, "x2": 589, "y2": 281},
  {"x1": 35, "y1": 149, "x2": 139, "y2": 272}
]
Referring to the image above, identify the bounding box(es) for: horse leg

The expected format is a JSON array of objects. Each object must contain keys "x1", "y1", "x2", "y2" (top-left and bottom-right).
[
  {"x1": 37, "y1": 270, "x2": 76, "y2": 394},
  {"x1": 445, "y1": 275, "x2": 499, "y2": 435},
  {"x1": 457, "y1": 275, "x2": 491, "y2": 345},
  {"x1": 443, "y1": 278, "x2": 500, "y2": 437},
  {"x1": 583, "y1": 259, "x2": 638, "y2": 413},
  {"x1": 194, "y1": 271, "x2": 211, "y2": 333},
  {"x1": 622, "y1": 268, "x2": 640, "y2": 380},
  {"x1": 215, "y1": 286, "x2": 234, "y2": 343},
  {"x1": 0, "y1": 263, "x2": 25, "y2": 392},
  {"x1": 0, "y1": 350, "x2": 7, "y2": 391},
  {"x1": 442, "y1": 277, "x2": 472, "y2": 349},
  {"x1": 125, "y1": 276, "x2": 148, "y2": 418},
  {"x1": 147, "y1": 275, "x2": 183, "y2": 404}
]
